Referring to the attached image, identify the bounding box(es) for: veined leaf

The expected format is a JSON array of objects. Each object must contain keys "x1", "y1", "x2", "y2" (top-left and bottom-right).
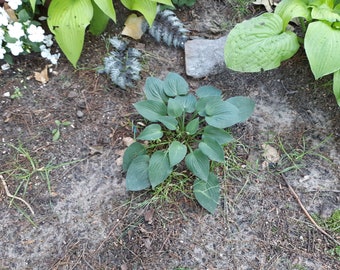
[
  {"x1": 29, "y1": 0, "x2": 36, "y2": 12},
  {"x1": 185, "y1": 149, "x2": 209, "y2": 181},
  {"x1": 334, "y1": 70, "x2": 340, "y2": 106},
  {"x1": 311, "y1": 3, "x2": 340, "y2": 22},
  {"x1": 196, "y1": 85, "x2": 222, "y2": 98},
  {"x1": 134, "y1": 100, "x2": 167, "y2": 121},
  {"x1": 159, "y1": 116, "x2": 178, "y2": 130},
  {"x1": 120, "y1": 0, "x2": 157, "y2": 26},
  {"x1": 137, "y1": 124, "x2": 163, "y2": 140},
  {"x1": 174, "y1": 94, "x2": 197, "y2": 113},
  {"x1": 144, "y1": 77, "x2": 167, "y2": 102},
  {"x1": 167, "y1": 98, "x2": 184, "y2": 117},
  {"x1": 226, "y1": 96, "x2": 255, "y2": 123},
  {"x1": 202, "y1": 126, "x2": 234, "y2": 145},
  {"x1": 149, "y1": 151, "x2": 172, "y2": 188},
  {"x1": 126, "y1": 155, "x2": 150, "y2": 191},
  {"x1": 89, "y1": 1, "x2": 110, "y2": 35},
  {"x1": 199, "y1": 139, "x2": 225, "y2": 162},
  {"x1": 164, "y1": 72, "x2": 189, "y2": 97},
  {"x1": 204, "y1": 100, "x2": 241, "y2": 128},
  {"x1": 196, "y1": 96, "x2": 222, "y2": 116},
  {"x1": 185, "y1": 117, "x2": 199, "y2": 135},
  {"x1": 93, "y1": 0, "x2": 116, "y2": 21},
  {"x1": 225, "y1": 13, "x2": 300, "y2": 72},
  {"x1": 123, "y1": 142, "x2": 146, "y2": 171},
  {"x1": 275, "y1": 0, "x2": 311, "y2": 29},
  {"x1": 193, "y1": 173, "x2": 220, "y2": 214},
  {"x1": 168, "y1": 141, "x2": 187, "y2": 167},
  {"x1": 305, "y1": 21, "x2": 340, "y2": 79},
  {"x1": 47, "y1": 0, "x2": 93, "y2": 67}
]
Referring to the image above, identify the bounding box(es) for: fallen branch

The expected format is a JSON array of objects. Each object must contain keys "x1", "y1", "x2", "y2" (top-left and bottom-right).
[
  {"x1": 281, "y1": 174, "x2": 339, "y2": 246},
  {"x1": 1, "y1": 175, "x2": 35, "y2": 216}
]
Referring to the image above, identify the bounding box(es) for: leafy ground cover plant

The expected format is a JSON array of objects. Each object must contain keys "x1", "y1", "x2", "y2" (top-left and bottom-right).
[
  {"x1": 123, "y1": 72, "x2": 255, "y2": 213},
  {"x1": 224, "y1": 0, "x2": 340, "y2": 106}
]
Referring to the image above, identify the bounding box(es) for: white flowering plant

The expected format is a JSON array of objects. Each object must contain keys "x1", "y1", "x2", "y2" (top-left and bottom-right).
[{"x1": 0, "y1": 0, "x2": 60, "y2": 65}]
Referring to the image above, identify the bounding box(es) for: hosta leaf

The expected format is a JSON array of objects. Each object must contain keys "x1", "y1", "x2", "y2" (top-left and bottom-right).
[
  {"x1": 224, "y1": 13, "x2": 299, "y2": 72},
  {"x1": 185, "y1": 149, "x2": 209, "y2": 181},
  {"x1": 196, "y1": 96, "x2": 222, "y2": 116},
  {"x1": 159, "y1": 116, "x2": 178, "y2": 130},
  {"x1": 226, "y1": 96, "x2": 255, "y2": 123},
  {"x1": 123, "y1": 142, "x2": 146, "y2": 171},
  {"x1": 199, "y1": 139, "x2": 225, "y2": 162},
  {"x1": 185, "y1": 117, "x2": 199, "y2": 135},
  {"x1": 275, "y1": 0, "x2": 311, "y2": 28},
  {"x1": 149, "y1": 151, "x2": 172, "y2": 188},
  {"x1": 126, "y1": 155, "x2": 150, "y2": 191},
  {"x1": 93, "y1": 0, "x2": 116, "y2": 21},
  {"x1": 137, "y1": 124, "x2": 163, "y2": 140},
  {"x1": 305, "y1": 21, "x2": 340, "y2": 79},
  {"x1": 89, "y1": 2, "x2": 110, "y2": 35},
  {"x1": 120, "y1": 0, "x2": 157, "y2": 26},
  {"x1": 193, "y1": 173, "x2": 220, "y2": 214},
  {"x1": 196, "y1": 86, "x2": 222, "y2": 98},
  {"x1": 134, "y1": 100, "x2": 167, "y2": 121},
  {"x1": 202, "y1": 126, "x2": 234, "y2": 145},
  {"x1": 167, "y1": 98, "x2": 184, "y2": 117},
  {"x1": 174, "y1": 94, "x2": 197, "y2": 113},
  {"x1": 47, "y1": 0, "x2": 93, "y2": 67},
  {"x1": 334, "y1": 70, "x2": 340, "y2": 107},
  {"x1": 164, "y1": 72, "x2": 189, "y2": 97},
  {"x1": 168, "y1": 141, "x2": 187, "y2": 167},
  {"x1": 144, "y1": 77, "x2": 167, "y2": 102},
  {"x1": 311, "y1": 4, "x2": 340, "y2": 22},
  {"x1": 205, "y1": 101, "x2": 241, "y2": 128}
]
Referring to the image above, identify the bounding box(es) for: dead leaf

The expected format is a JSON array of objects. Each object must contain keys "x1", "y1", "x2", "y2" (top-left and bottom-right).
[
  {"x1": 4, "y1": 3, "x2": 18, "y2": 22},
  {"x1": 34, "y1": 65, "x2": 49, "y2": 84},
  {"x1": 143, "y1": 238, "x2": 152, "y2": 249},
  {"x1": 144, "y1": 208, "x2": 155, "y2": 224},
  {"x1": 122, "y1": 14, "x2": 146, "y2": 40},
  {"x1": 123, "y1": 137, "x2": 135, "y2": 147},
  {"x1": 253, "y1": 0, "x2": 278, "y2": 13},
  {"x1": 262, "y1": 143, "x2": 280, "y2": 163}
]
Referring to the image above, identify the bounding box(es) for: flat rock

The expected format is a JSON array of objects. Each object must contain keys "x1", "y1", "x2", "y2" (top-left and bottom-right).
[{"x1": 185, "y1": 35, "x2": 228, "y2": 78}]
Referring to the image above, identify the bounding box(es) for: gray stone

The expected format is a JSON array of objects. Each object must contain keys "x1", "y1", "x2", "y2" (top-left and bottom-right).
[
  {"x1": 76, "y1": 110, "x2": 84, "y2": 118},
  {"x1": 185, "y1": 35, "x2": 228, "y2": 78}
]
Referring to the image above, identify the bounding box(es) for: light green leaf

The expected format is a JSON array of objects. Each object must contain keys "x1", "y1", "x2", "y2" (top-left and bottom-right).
[
  {"x1": 149, "y1": 151, "x2": 172, "y2": 188},
  {"x1": 123, "y1": 142, "x2": 146, "y2": 171},
  {"x1": 168, "y1": 141, "x2": 187, "y2": 167},
  {"x1": 159, "y1": 116, "x2": 178, "y2": 130},
  {"x1": 137, "y1": 124, "x2": 163, "y2": 140},
  {"x1": 52, "y1": 129, "x2": 60, "y2": 142},
  {"x1": 120, "y1": 0, "x2": 157, "y2": 26},
  {"x1": 93, "y1": 0, "x2": 116, "y2": 21},
  {"x1": 134, "y1": 100, "x2": 167, "y2": 121},
  {"x1": 311, "y1": 3, "x2": 340, "y2": 22},
  {"x1": 47, "y1": 0, "x2": 94, "y2": 67},
  {"x1": 126, "y1": 155, "x2": 150, "y2": 191},
  {"x1": 167, "y1": 98, "x2": 184, "y2": 117},
  {"x1": 202, "y1": 126, "x2": 234, "y2": 145},
  {"x1": 89, "y1": 1, "x2": 110, "y2": 35},
  {"x1": 164, "y1": 72, "x2": 189, "y2": 97},
  {"x1": 226, "y1": 96, "x2": 255, "y2": 123},
  {"x1": 334, "y1": 70, "x2": 340, "y2": 106},
  {"x1": 275, "y1": 0, "x2": 311, "y2": 28},
  {"x1": 185, "y1": 149, "x2": 210, "y2": 181},
  {"x1": 196, "y1": 86, "x2": 222, "y2": 98},
  {"x1": 199, "y1": 139, "x2": 225, "y2": 162},
  {"x1": 29, "y1": 0, "x2": 37, "y2": 12},
  {"x1": 205, "y1": 100, "x2": 241, "y2": 128},
  {"x1": 144, "y1": 77, "x2": 167, "y2": 102},
  {"x1": 193, "y1": 173, "x2": 220, "y2": 214},
  {"x1": 225, "y1": 13, "x2": 300, "y2": 72},
  {"x1": 196, "y1": 96, "x2": 222, "y2": 116},
  {"x1": 185, "y1": 117, "x2": 199, "y2": 135},
  {"x1": 305, "y1": 21, "x2": 340, "y2": 79},
  {"x1": 174, "y1": 94, "x2": 197, "y2": 113}
]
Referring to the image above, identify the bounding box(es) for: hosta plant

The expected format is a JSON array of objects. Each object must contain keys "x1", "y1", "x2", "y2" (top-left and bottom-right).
[
  {"x1": 123, "y1": 72, "x2": 255, "y2": 213},
  {"x1": 224, "y1": 0, "x2": 340, "y2": 106}
]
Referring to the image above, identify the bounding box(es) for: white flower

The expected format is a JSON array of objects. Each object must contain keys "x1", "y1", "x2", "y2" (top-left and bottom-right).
[
  {"x1": 6, "y1": 0, "x2": 22, "y2": 11},
  {"x1": 43, "y1": 34, "x2": 54, "y2": 47},
  {"x1": 0, "y1": 46, "x2": 6, "y2": 59},
  {"x1": 7, "y1": 40, "x2": 23, "y2": 55},
  {"x1": 7, "y1": 22, "x2": 25, "y2": 39},
  {"x1": 0, "y1": 8, "x2": 10, "y2": 26},
  {"x1": 0, "y1": 28, "x2": 4, "y2": 40},
  {"x1": 27, "y1": 24, "x2": 45, "y2": 43},
  {"x1": 40, "y1": 45, "x2": 60, "y2": 64}
]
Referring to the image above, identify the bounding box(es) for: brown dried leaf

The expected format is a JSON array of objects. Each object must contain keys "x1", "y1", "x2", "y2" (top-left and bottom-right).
[
  {"x1": 34, "y1": 65, "x2": 49, "y2": 84},
  {"x1": 122, "y1": 14, "x2": 146, "y2": 40},
  {"x1": 262, "y1": 143, "x2": 280, "y2": 163},
  {"x1": 144, "y1": 208, "x2": 155, "y2": 224},
  {"x1": 4, "y1": 3, "x2": 18, "y2": 22},
  {"x1": 252, "y1": 0, "x2": 278, "y2": 13}
]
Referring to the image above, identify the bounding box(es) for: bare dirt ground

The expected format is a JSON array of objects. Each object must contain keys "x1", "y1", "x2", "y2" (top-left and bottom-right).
[{"x1": 0, "y1": 1, "x2": 339, "y2": 269}]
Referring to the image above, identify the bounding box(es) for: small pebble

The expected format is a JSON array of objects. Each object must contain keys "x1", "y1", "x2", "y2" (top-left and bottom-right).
[
  {"x1": 76, "y1": 110, "x2": 84, "y2": 118},
  {"x1": 3, "y1": 92, "x2": 10, "y2": 97},
  {"x1": 67, "y1": 90, "x2": 78, "y2": 99}
]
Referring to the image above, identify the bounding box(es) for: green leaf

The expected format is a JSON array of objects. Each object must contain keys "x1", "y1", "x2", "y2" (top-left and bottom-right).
[
  {"x1": 134, "y1": 100, "x2": 167, "y2": 121},
  {"x1": 29, "y1": 0, "x2": 37, "y2": 12},
  {"x1": 149, "y1": 151, "x2": 172, "y2": 188},
  {"x1": 168, "y1": 141, "x2": 187, "y2": 167},
  {"x1": 159, "y1": 116, "x2": 178, "y2": 130},
  {"x1": 196, "y1": 96, "x2": 222, "y2": 116},
  {"x1": 52, "y1": 129, "x2": 60, "y2": 141},
  {"x1": 185, "y1": 117, "x2": 199, "y2": 135},
  {"x1": 275, "y1": 0, "x2": 311, "y2": 28},
  {"x1": 204, "y1": 100, "x2": 241, "y2": 128},
  {"x1": 334, "y1": 70, "x2": 340, "y2": 106},
  {"x1": 120, "y1": 0, "x2": 158, "y2": 26},
  {"x1": 196, "y1": 86, "x2": 222, "y2": 98},
  {"x1": 47, "y1": 0, "x2": 94, "y2": 67},
  {"x1": 185, "y1": 149, "x2": 210, "y2": 181},
  {"x1": 89, "y1": 1, "x2": 110, "y2": 35},
  {"x1": 224, "y1": 13, "x2": 300, "y2": 72},
  {"x1": 93, "y1": 0, "x2": 116, "y2": 21},
  {"x1": 174, "y1": 94, "x2": 197, "y2": 113},
  {"x1": 137, "y1": 124, "x2": 163, "y2": 140},
  {"x1": 311, "y1": 3, "x2": 340, "y2": 22},
  {"x1": 305, "y1": 21, "x2": 340, "y2": 79},
  {"x1": 164, "y1": 72, "x2": 189, "y2": 97},
  {"x1": 199, "y1": 139, "x2": 225, "y2": 162},
  {"x1": 226, "y1": 96, "x2": 255, "y2": 123},
  {"x1": 144, "y1": 77, "x2": 167, "y2": 102},
  {"x1": 167, "y1": 98, "x2": 184, "y2": 117},
  {"x1": 193, "y1": 173, "x2": 220, "y2": 214},
  {"x1": 202, "y1": 126, "x2": 234, "y2": 145},
  {"x1": 123, "y1": 142, "x2": 146, "y2": 171},
  {"x1": 126, "y1": 155, "x2": 150, "y2": 191}
]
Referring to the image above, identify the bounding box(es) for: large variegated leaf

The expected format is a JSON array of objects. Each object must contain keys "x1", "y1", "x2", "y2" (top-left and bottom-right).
[
  {"x1": 149, "y1": 151, "x2": 172, "y2": 188},
  {"x1": 168, "y1": 141, "x2": 187, "y2": 167},
  {"x1": 224, "y1": 13, "x2": 300, "y2": 72},
  {"x1": 126, "y1": 155, "x2": 150, "y2": 191},
  {"x1": 185, "y1": 149, "x2": 209, "y2": 181},
  {"x1": 193, "y1": 173, "x2": 220, "y2": 214}
]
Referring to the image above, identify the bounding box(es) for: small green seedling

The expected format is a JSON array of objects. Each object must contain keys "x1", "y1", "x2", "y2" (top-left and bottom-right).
[
  {"x1": 123, "y1": 72, "x2": 255, "y2": 213},
  {"x1": 52, "y1": 120, "x2": 71, "y2": 141},
  {"x1": 10, "y1": 87, "x2": 23, "y2": 99}
]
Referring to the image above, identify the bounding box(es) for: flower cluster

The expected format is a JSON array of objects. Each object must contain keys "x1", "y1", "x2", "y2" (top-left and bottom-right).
[{"x1": 0, "y1": 0, "x2": 60, "y2": 65}]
